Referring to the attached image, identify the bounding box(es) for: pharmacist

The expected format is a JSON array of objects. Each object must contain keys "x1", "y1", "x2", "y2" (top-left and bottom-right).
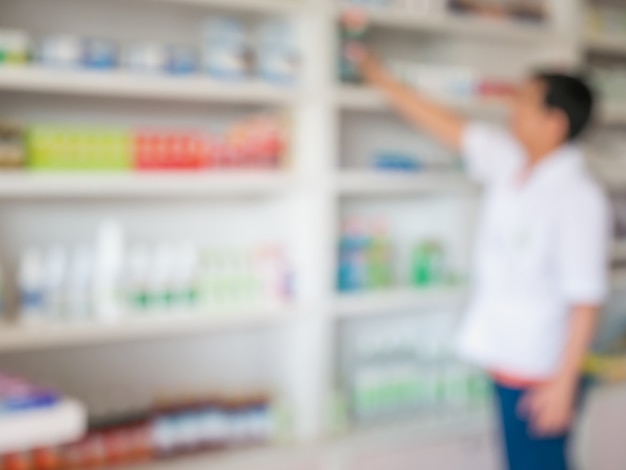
[{"x1": 348, "y1": 49, "x2": 611, "y2": 470}]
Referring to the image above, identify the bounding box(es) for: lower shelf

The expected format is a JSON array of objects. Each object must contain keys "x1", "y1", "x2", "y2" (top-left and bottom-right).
[
  {"x1": 0, "y1": 307, "x2": 293, "y2": 353},
  {"x1": 335, "y1": 287, "x2": 469, "y2": 318},
  {"x1": 0, "y1": 400, "x2": 86, "y2": 454}
]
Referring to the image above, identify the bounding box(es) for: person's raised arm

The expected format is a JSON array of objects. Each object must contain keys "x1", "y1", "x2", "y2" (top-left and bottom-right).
[{"x1": 349, "y1": 46, "x2": 467, "y2": 153}]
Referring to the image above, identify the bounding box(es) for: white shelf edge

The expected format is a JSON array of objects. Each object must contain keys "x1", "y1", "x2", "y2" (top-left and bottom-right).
[
  {"x1": 333, "y1": 409, "x2": 495, "y2": 451},
  {"x1": 0, "y1": 400, "x2": 86, "y2": 454},
  {"x1": 144, "y1": 0, "x2": 303, "y2": 13},
  {"x1": 337, "y1": 170, "x2": 479, "y2": 195},
  {"x1": 586, "y1": 32, "x2": 626, "y2": 55},
  {"x1": 0, "y1": 307, "x2": 293, "y2": 353},
  {"x1": 337, "y1": 7, "x2": 559, "y2": 43},
  {"x1": 337, "y1": 85, "x2": 508, "y2": 117},
  {"x1": 0, "y1": 66, "x2": 298, "y2": 105},
  {"x1": 335, "y1": 287, "x2": 469, "y2": 318},
  {"x1": 0, "y1": 172, "x2": 294, "y2": 198}
]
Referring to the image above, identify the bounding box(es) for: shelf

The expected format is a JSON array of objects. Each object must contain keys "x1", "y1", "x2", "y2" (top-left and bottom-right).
[
  {"x1": 0, "y1": 66, "x2": 297, "y2": 105},
  {"x1": 614, "y1": 241, "x2": 626, "y2": 261},
  {"x1": 337, "y1": 170, "x2": 478, "y2": 196},
  {"x1": 337, "y1": 85, "x2": 508, "y2": 117},
  {"x1": 144, "y1": 0, "x2": 302, "y2": 13},
  {"x1": 339, "y1": 8, "x2": 558, "y2": 44},
  {"x1": 0, "y1": 307, "x2": 292, "y2": 353},
  {"x1": 335, "y1": 410, "x2": 494, "y2": 451},
  {"x1": 586, "y1": 32, "x2": 626, "y2": 55},
  {"x1": 600, "y1": 102, "x2": 626, "y2": 126},
  {"x1": 0, "y1": 172, "x2": 293, "y2": 199},
  {"x1": 0, "y1": 400, "x2": 86, "y2": 454},
  {"x1": 335, "y1": 287, "x2": 468, "y2": 318}
]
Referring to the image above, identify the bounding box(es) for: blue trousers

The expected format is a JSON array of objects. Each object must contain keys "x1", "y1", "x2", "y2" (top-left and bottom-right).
[{"x1": 494, "y1": 382, "x2": 581, "y2": 470}]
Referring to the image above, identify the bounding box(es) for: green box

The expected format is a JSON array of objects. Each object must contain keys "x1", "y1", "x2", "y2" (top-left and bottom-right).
[{"x1": 27, "y1": 126, "x2": 133, "y2": 171}]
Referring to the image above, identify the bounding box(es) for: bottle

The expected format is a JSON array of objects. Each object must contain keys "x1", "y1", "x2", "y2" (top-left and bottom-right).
[
  {"x1": 94, "y1": 220, "x2": 125, "y2": 323},
  {"x1": 44, "y1": 245, "x2": 68, "y2": 321},
  {"x1": 66, "y1": 246, "x2": 94, "y2": 321},
  {"x1": 126, "y1": 245, "x2": 150, "y2": 313},
  {"x1": 339, "y1": 9, "x2": 370, "y2": 84},
  {"x1": 18, "y1": 249, "x2": 46, "y2": 324}
]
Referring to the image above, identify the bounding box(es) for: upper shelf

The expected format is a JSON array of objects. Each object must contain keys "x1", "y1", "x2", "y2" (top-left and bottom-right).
[
  {"x1": 0, "y1": 306, "x2": 291, "y2": 353},
  {"x1": 0, "y1": 66, "x2": 298, "y2": 105},
  {"x1": 145, "y1": 0, "x2": 302, "y2": 13},
  {"x1": 338, "y1": 85, "x2": 508, "y2": 117},
  {"x1": 337, "y1": 170, "x2": 478, "y2": 196},
  {"x1": 586, "y1": 32, "x2": 626, "y2": 55},
  {"x1": 0, "y1": 172, "x2": 293, "y2": 199},
  {"x1": 335, "y1": 287, "x2": 469, "y2": 319},
  {"x1": 338, "y1": 8, "x2": 560, "y2": 44}
]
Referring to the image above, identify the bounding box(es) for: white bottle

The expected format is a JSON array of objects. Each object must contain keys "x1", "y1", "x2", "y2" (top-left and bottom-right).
[
  {"x1": 172, "y1": 241, "x2": 198, "y2": 314},
  {"x1": 126, "y1": 244, "x2": 150, "y2": 314},
  {"x1": 44, "y1": 245, "x2": 68, "y2": 321},
  {"x1": 19, "y1": 249, "x2": 46, "y2": 324},
  {"x1": 93, "y1": 220, "x2": 125, "y2": 323},
  {"x1": 67, "y1": 246, "x2": 93, "y2": 322}
]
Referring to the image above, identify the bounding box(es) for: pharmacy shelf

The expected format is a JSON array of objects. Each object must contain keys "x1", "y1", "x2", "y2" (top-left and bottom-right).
[
  {"x1": 0, "y1": 172, "x2": 293, "y2": 199},
  {"x1": 614, "y1": 241, "x2": 626, "y2": 261},
  {"x1": 335, "y1": 287, "x2": 469, "y2": 319},
  {"x1": 337, "y1": 170, "x2": 478, "y2": 196},
  {"x1": 613, "y1": 269, "x2": 626, "y2": 292},
  {"x1": 586, "y1": 32, "x2": 626, "y2": 55},
  {"x1": 336, "y1": 410, "x2": 494, "y2": 452},
  {"x1": 145, "y1": 0, "x2": 302, "y2": 13},
  {"x1": 0, "y1": 400, "x2": 86, "y2": 454},
  {"x1": 338, "y1": 8, "x2": 558, "y2": 44},
  {"x1": 600, "y1": 102, "x2": 626, "y2": 126},
  {"x1": 0, "y1": 67, "x2": 298, "y2": 105},
  {"x1": 337, "y1": 85, "x2": 508, "y2": 116},
  {"x1": 0, "y1": 307, "x2": 292, "y2": 353}
]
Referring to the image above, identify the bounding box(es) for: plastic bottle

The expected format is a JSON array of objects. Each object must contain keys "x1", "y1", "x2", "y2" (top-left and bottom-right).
[
  {"x1": 66, "y1": 246, "x2": 93, "y2": 321},
  {"x1": 94, "y1": 220, "x2": 125, "y2": 323},
  {"x1": 44, "y1": 245, "x2": 68, "y2": 320},
  {"x1": 19, "y1": 249, "x2": 46, "y2": 324}
]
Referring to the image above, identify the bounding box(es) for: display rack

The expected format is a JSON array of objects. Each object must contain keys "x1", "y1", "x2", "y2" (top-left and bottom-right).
[
  {"x1": 0, "y1": 172, "x2": 294, "y2": 199},
  {"x1": 586, "y1": 33, "x2": 626, "y2": 55},
  {"x1": 336, "y1": 7, "x2": 559, "y2": 43},
  {"x1": 0, "y1": 67, "x2": 298, "y2": 104},
  {"x1": 0, "y1": 306, "x2": 292, "y2": 353}
]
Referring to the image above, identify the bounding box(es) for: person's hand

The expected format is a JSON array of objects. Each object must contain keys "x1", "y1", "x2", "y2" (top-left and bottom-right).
[
  {"x1": 519, "y1": 377, "x2": 577, "y2": 436},
  {"x1": 344, "y1": 43, "x2": 386, "y2": 85}
]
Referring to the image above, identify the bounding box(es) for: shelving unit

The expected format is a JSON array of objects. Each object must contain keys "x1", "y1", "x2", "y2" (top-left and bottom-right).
[
  {"x1": 0, "y1": 0, "x2": 621, "y2": 468},
  {"x1": 586, "y1": 33, "x2": 626, "y2": 55},
  {"x1": 0, "y1": 172, "x2": 294, "y2": 199},
  {"x1": 335, "y1": 287, "x2": 468, "y2": 319},
  {"x1": 0, "y1": 67, "x2": 298, "y2": 105},
  {"x1": 144, "y1": 0, "x2": 303, "y2": 13},
  {"x1": 336, "y1": 7, "x2": 559, "y2": 44},
  {"x1": 337, "y1": 171, "x2": 477, "y2": 196},
  {"x1": 0, "y1": 306, "x2": 292, "y2": 353},
  {"x1": 337, "y1": 85, "x2": 508, "y2": 117}
]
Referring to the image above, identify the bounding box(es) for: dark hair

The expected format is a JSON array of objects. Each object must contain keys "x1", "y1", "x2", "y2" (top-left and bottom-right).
[{"x1": 533, "y1": 71, "x2": 595, "y2": 142}]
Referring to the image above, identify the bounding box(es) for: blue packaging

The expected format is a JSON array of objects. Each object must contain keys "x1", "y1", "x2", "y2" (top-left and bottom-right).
[
  {"x1": 82, "y1": 37, "x2": 119, "y2": 70},
  {"x1": 202, "y1": 17, "x2": 249, "y2": 81},
  {"x1": 255, "y1": 20, "x2": 299, "y2": 85},
  {"x1": 373, "y1": 153, "x2": 422, "y2": 172},
  {"x1": 165, "y1": 45, "x2": 198, "y2": 76}
]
